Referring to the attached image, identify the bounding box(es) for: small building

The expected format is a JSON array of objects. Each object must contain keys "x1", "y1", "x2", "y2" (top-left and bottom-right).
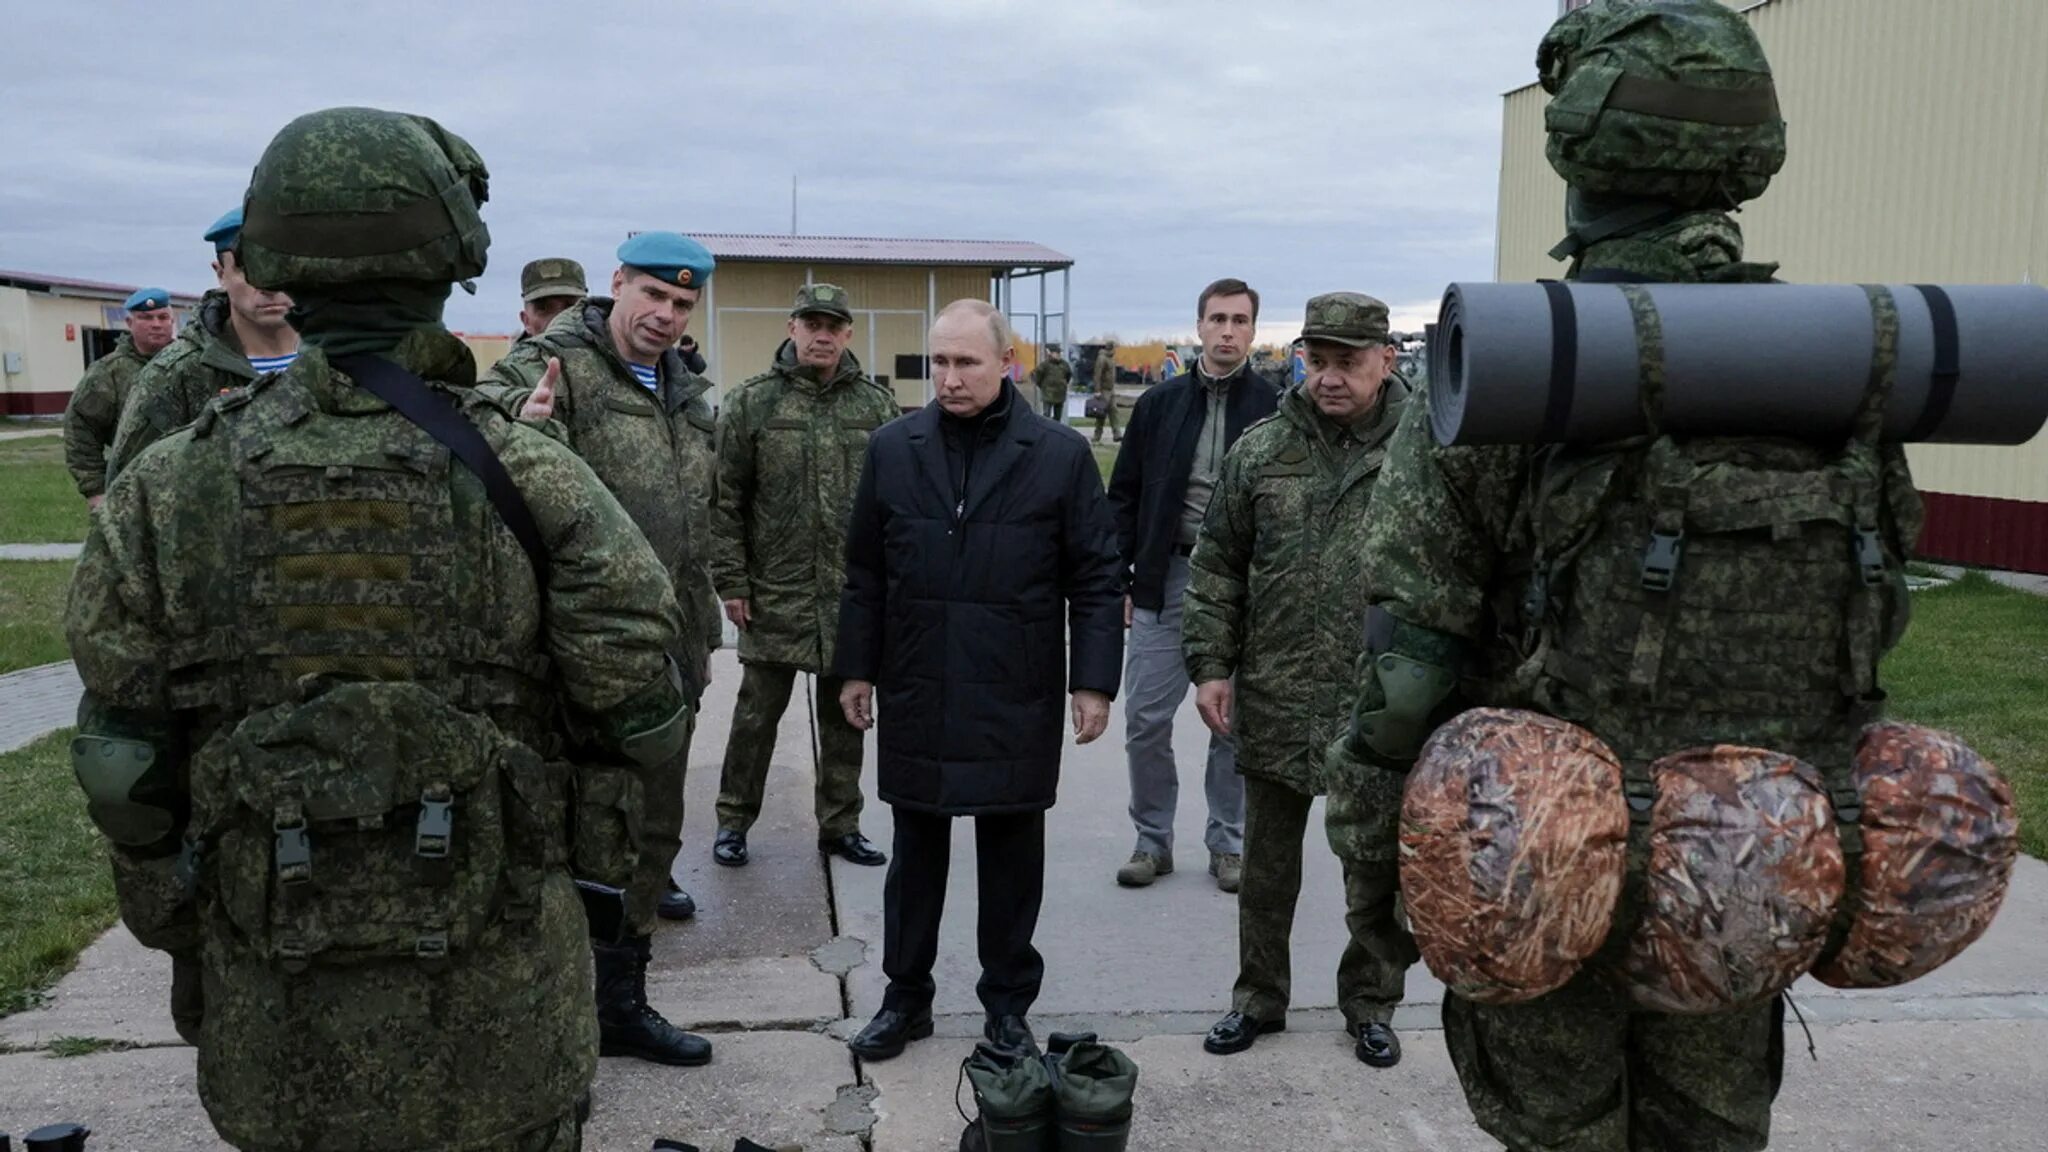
[
  {"x1": 0, "y1": 270, "x2": 202, "y2": 415},
  {"x1": 679, "y1": 233, "x2": 1073, "y2": 410},
  {"x1": 1495, "y1": 0, "x2": 2048, "y2": 573}
]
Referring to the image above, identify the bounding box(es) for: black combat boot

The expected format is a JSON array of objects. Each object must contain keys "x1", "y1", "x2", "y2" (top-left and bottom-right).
[{"x1": 595, "y1": 935, "x2": 713, "y2": 1066}]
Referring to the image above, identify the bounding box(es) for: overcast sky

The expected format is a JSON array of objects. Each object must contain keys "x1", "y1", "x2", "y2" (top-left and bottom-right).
[{"x1": 0, "y1": 0, "x2": 1560, "y2": 345}]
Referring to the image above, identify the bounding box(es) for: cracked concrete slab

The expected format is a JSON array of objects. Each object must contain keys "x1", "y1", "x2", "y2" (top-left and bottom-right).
[
  {"x1": 0, "y1": 926, "x2": 180, "y2": 1052},
  {"x1": 584, "y1": 1032, "x2": 864, "y2": 1152},
  {"x1": 646, "y1": 954, "x2": 841, "y2": 1033},
  {"x1": 0, "y1": 1048, "x2": 231, "y2": 1150}
]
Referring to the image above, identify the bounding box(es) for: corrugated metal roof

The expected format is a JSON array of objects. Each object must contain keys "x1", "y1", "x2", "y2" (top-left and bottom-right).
[
  {"x1": 0, "y1": 268, "x2": 204, "y2": 304},
  {"x1": 679, "y1": 233, "x2": 1071, "y2": 269}
]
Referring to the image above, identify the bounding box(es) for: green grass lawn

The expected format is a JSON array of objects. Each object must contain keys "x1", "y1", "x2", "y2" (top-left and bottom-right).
[
  {"x1": 0, "y1": 436, "x2": 89, "y2": 544},
  {"x1": 0, "y1": 730, "x2": 117, "y2": 1017},
  {"x1": 0, "y1": 560, "x2": 74, "y2": 675},
  {"x1": 1883, "y1": 572, "x2": 2048, "y2": 858}
]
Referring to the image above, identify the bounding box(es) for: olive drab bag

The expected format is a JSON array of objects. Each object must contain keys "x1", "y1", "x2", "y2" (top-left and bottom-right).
[{"x1": 179, "y1": 369, "x2": 564, "y2": 972}]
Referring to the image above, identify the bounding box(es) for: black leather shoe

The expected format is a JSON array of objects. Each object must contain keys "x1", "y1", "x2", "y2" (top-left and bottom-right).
[
  {"x1": 657, "y1": 882, "x2": 696, "y2": 921},
  {"x1": 1203, "y1": 1010, "x2": 1284, "y2": 1055},
  {"x1": 713, "y1": 829, "x2": 748, "y2": 867},
  {"x1": 1354, "y1": 1021, "x2": 1401, "y2": 1068},
  {"x1": 847, "y1": 1007, "x2": 934, "y2": 1061},
  {"x1": 820, "y1": 831, "x2": 887, "y2": 867},
  {"x1": 984, "y1": 1013, "x2": 1038, "y2": 1056}
]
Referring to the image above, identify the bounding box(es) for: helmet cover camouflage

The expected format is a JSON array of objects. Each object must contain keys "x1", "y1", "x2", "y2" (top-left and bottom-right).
[
  {"x1": 1539, "y1": 0, "x2": 1787, "y2": 207},
  {"x1": 238, "y1": 106, "x2": 491, "y2": 291}
]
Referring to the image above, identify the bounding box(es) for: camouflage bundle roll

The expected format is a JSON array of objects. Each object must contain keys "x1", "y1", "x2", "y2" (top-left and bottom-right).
[
  {"x1": 1813, "y1": 723, "x2": 2020, "y2": 989},
  {"x1": 1428, "y1": 282, "x2": 2048, "y2": 447},
  {"x1": 1619, "y1": 747, "x2": 1844, "y2": 1014},
  {"x1": 1400, "y1": 709, "x2": 1628, "y2": 1004}
]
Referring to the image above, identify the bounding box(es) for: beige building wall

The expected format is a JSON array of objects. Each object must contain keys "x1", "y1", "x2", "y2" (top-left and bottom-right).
[
  {"x1": 0, "y1": 289, "x2": 186, "y2": 412},
  {"x1": 1496, "y1": 0, "x2": 2048, "y2": 502}
]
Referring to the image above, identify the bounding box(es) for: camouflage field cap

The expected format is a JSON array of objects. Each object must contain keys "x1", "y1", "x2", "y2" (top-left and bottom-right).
[
  {"x1": 520, "y1": 257, "x2": 586, "y2": 302},
  {"x1": 1538, "y1": 0, "x2": 1786, "y2": 207},
  {"x1": 1300, "y1": 292, "x2": 1390, "y2": 348},
  {"x1": 793, "y1": 282, "x2": 853, "y2": 322},
  {"x1": 238, "y1": 106, "x2": 491, "y2": 291}
]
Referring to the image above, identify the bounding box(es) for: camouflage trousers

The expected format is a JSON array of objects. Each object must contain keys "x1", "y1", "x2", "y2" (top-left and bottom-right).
[
  {"x1": 1443, "y1": 972, "x2": 1786, "y2": 1152},
  {"x1": 1235, "y1": 776, "x2": 1415, "y2": 1028},
  {"x1": 628, "y1": 706, "x2": 696, "y2": 935},
  {"x1": 1091, "y1": 394, "x2": 1122, "y2": 441},
  {"x1": 715, "y1": 663, "x2": 865, "y2": 840}
]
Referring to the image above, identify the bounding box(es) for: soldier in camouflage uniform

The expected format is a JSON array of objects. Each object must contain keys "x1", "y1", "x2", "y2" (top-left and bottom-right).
[
  {"x1": 64, "y1": 106, "x2": 690, "y2": 1152},
  {"x1": 1089, "y1": 342, "x2": 1122, "y2": 443},
  {"x1": 477, "y1": 230, "x2": 723, "y2": 1065},
  {"x1": 1183, "y1": 293, "x2": 1416, "y2": 1067},
  {"x1": 108, "y1": 208, "x2": 300, "y2": 481},
  {"x1": 1028, "y1": 347, "x2": 1072, "y2": 421},
  {"x1": 64, "y1": 287, "x2": 176, "y2": 505},
  {"x1": 1329, "y1": 4, "x2": 1922, "y2": 1147},
  {"x1": 709, "y1": 284, "x2": 896, "y2": 869}
]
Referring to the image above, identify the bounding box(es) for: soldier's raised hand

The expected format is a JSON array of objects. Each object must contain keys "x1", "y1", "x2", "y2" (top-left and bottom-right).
[{"x1": 518, "y1": 357, "x2": 562, "y2": 423}]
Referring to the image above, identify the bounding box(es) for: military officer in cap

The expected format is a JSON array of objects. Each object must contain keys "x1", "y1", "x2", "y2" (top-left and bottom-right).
[
  {"x1": 478, "y1": 230, "x2": 724, "y2": 1067},
  {"x1": 1028, "y1": 346, "x2": 1072, "y2": 421},
  {"x1": 109, "y1": 208, "x2": 300, "y2": 480},
  {"x1": 709, "y1": 283, "x2": 897, "y2": 870},
  {"x1": 65, "y1": 286, "x2": 177, "y2": 506},
  {"x1": 517, "y1": 258, "x2": 587, "y2": 339}
]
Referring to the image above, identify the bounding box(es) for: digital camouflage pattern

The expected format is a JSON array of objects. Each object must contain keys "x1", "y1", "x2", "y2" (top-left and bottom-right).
[
  {"x1": 1184, "y1": 377, "x2": 1409, "y2": 793},
  {"x1": 63, "y1": 333, "x2": 152, "y2": 497},
  {"x1": 1539, "y1": 0, "x2": 1786, "y2": 209},
  {"x1": 1814, "y1": 722, "x2": 2019, "y2": 989},
  {"x1": 1401, "y1": 708, "x2": 1627, "y2": 1005},
  {"x1": 108, "y1": 290, "x2": 262, "y2": 480},
  {"x1": 709, "y1": 339, "x2": 897, "y2": 672},
  {"x1": 1625, "y1": 746, "x2": 1842, "y2": 1015},
  {"x1": 479, "y1": 297, "x2": 720, "y2": 933},
  {"x1": 1029, "y1": 355, "x2": 1072, "y2": 410},
  {"x1": 66, "y1": 329, "x2": 684, "y2": 1152},
  {"x1": 716, "y1": 664, "x2": 865, "y2": 839}
]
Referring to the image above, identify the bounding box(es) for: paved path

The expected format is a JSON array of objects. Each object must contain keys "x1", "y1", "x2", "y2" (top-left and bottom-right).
[
  {"x1": 0, "y1": 660, "x2": 81, "y2": 752},
  {"x1": 0, "y1": 427, "x2": 60, "y2": 442},
  {"x1": 0, "y1": 542, "x2": 82, "y2": 561},
  {"x1": 3, "y1": 649, "x2": 2044, "y2": 1150}
]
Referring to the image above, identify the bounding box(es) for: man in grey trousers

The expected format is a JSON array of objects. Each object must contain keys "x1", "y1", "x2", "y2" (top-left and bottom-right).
[{"x1": 1104, "y1": 278, "x2": 1280, "y2": 892}]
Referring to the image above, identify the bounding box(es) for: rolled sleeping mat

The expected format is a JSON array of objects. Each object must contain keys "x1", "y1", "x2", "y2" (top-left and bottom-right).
[{"x1": 1429, "y1": 282, "x2": 2048, "y2": 446}]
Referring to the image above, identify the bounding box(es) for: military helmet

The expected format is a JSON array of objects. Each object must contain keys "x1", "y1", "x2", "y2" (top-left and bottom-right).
[
  {"x1": 237, "y1": 106, "x2": 491, "y2": 292},
  {"x1": 1538, "y1": 0, "x2": 1786, "y2": 208}
]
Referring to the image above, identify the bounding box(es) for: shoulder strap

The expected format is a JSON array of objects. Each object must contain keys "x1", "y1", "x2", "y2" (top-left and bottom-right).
[{"x1": 333, "y1": 354, "x2": 550, "y2": 588}]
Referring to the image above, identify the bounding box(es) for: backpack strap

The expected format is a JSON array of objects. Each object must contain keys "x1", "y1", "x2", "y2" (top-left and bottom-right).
[
  {"x1": 1626, "y1": 436, "x2": 1691, "y2": 697},
  {"x1": 334, "y1": 354, "x2": 550, "y2": 590}
]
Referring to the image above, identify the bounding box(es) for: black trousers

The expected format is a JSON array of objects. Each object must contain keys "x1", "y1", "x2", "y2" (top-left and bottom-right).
[{"x1": 881, "y1": 805, "x2": 1046, "y2": 1016}]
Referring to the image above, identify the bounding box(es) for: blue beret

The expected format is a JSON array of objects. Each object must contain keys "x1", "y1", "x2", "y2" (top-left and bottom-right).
[
  {"x1": 123, "y1": 287, "x2": 171, "y2": 312},
  {"x1": 204, "y1": 207, "x2": 243, "y2": 255},
  {"x1": 617, "y1": 232, "x2": 714, "y2": 289}
]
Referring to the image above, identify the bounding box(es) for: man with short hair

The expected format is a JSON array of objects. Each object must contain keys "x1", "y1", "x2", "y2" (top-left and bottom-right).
[
  {"x1": 1184, "y1": 292, "x2": 1417, "y2": 1068},
  {"x1": 109, "y1": 208, "x2": 300, "y2": 480},
  {"x1": 65, "y1": 287, "x2": 176, "y2": 506},
  {"x1": 837, "y1": 299, "x2": 1123, "y2": 1062},
  {"x1": 1106, "y1": 278, "x2": 1279, "y2": 892},
  {"x1": 1028, "y1": 346, "x2": 1072, "y2": 421},
  {"x1": 480, "y1": 231, "x2": 725, "y2": 1068},
  {"x1": 709, "y1": 283, "x2": 898, "y2": 870},
  {"x1": 518, "y1": 257, "x2": 587, "y2": 338}
]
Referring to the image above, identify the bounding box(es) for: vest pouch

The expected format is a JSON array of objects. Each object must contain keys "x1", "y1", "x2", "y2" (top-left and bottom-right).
[
  {"x1": 569, "y1": 762, "x2": 643, "y2": 890},
  {"x1": 191, "y1": 680, "x2": 522, "y2": 970}
]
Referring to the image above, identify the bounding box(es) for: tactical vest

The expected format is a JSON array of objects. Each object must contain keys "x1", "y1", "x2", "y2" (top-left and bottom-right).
[{"x1": 179, "y1": 375, "x2": 563, "y2": 973}]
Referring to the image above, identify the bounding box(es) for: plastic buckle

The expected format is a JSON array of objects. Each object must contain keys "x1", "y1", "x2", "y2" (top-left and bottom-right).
[
  {"x1": 1640, "y1": 531, "x2": 1684, "y2": 592},
  {"x1": 278, "y1": 936, "x2": 310, "y2": 975},
  {"x1": 416, "y1": 789, "x2": 454, "y2": 860},
  {"x1": 415, "y1": 933, "x2": 449, "y2": 962},
  {"x1": 1853, "y1": 527, "x2": 1887, "y2": 587},
  {"x1": 274, "y1": 820, "x2": 311, "y2": 885}
]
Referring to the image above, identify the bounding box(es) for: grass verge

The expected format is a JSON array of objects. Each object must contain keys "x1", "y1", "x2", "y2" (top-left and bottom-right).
[
  {"x1": 0, "y1": 436, "x2": 89, "y2": 544},
  {"x1": 0, "y1": 731, "x2": 117, "y2": 1018},
  {"x1": 0, "y1": 560, "x2": 74, "y2": 675},
  {"x1": 1883, "y1": 571, "x2": 2048, "y2": 858}
]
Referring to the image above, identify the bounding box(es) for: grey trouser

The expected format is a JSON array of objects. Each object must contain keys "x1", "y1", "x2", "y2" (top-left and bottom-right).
[{"x1": 1124, "y1": 553, "x2": 1242, "y2": 857}]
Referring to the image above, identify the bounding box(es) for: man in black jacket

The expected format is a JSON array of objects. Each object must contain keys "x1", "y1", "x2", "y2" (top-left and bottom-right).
[
  {"x1": 834, "y1": 299, "x2": 1124, "y2": 1062},
  {"x1": 1106, "y1": 278, "x2": 1280, "y2": 893}
]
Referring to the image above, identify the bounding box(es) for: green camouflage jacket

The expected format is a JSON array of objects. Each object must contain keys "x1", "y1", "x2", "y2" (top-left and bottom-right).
[
  {"x1": 63, "y1": 333, "x2": 152, "y2": 497},
  {"x1": 1182, "y1": 378, "x2": 1410, "y2": 793},
  {"x1": 711, "y1": 339, "x2": 898, "y2": 671},
  {"x1": 108, "y1": 291, "x2": 261, "y2": 481},
  {"x1": 65, "y1": 329, "x2": 685, "y2": 1151},
  {"x1": 479, "y1": 298, "x2": 723, "y2": 681},
  {"x1": 1030, "y1": 357, "x2": 1072, "y2": 408}
]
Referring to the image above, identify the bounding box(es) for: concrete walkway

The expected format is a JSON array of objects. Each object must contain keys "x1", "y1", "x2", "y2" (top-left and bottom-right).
[
  {"x1": 3, "y1": 650, "x2": 2044, "y2": 1150},
  {"x1": 0, "y1": 426, "x2": 61, "y2": 442},
  {"x1": 0, "y1": 542, "x2": 82, "y2": 561},
  {"x1": 0, "y1": 660, "x2": 81, "y2": 753}
]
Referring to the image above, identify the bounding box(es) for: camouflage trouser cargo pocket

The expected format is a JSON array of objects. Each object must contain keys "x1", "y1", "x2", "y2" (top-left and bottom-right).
[{"x1": 570, "y1": 763, "x2": 643, "y2": 890}]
